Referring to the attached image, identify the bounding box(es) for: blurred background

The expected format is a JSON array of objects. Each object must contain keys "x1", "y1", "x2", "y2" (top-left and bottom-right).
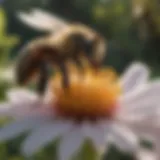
[{"x1": 0, "y1": 0, "x2": 159, "y2": 159}]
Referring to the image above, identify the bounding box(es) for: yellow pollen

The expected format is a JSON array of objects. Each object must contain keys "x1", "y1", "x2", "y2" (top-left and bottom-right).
[{"x1": 50, "y1": 63, "x2": 121, "y2": 121}]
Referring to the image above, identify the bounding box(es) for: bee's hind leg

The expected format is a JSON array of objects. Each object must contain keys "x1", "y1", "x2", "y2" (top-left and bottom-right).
[{"x1": 37, "y1": 61, "x2": 50, "y2": 96}]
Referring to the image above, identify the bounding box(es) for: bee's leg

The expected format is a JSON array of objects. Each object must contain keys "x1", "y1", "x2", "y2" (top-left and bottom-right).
[
  {"x1": 85, "y1": 54, "x2": 102, "y2": 73},
  {"x1": 37, "y1": 61, "x2": 50, "y2": 95},
  {"x1": 73, "y1": 55, "x2": 86, "y2": 74},
  {"x1": 59, "y1": 62, "x2": 69, "y2": 89},
  {"x1": 74, "y1": 57, "x2": 84, "y2": 70}
]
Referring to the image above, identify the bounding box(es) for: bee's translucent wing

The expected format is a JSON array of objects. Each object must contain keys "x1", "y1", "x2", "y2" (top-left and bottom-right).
[{"x1": 17, "y1": 8, "x2": 68, "y2": 32}]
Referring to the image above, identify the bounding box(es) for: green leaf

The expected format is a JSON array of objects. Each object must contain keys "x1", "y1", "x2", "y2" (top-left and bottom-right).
[{"x1": 0, "y1": 8, "x2": 6, "y2": 36}]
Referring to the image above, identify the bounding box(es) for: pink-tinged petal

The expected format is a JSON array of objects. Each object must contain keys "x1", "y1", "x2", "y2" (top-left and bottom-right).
[
  {"x1": 0, "y1": 89, "x2": 55, "y2": 119},
  {"x1": 10, "y1": 102, "x2": 53, "y2": 119},
  {"x1": 120, "y1": 62, "x2": 149, "y2": 94},
  {"x1": 81, "y1": 122, "x2": 107, "y2": 153},
  {"x1": 0, "y1": 114, "x2": 52, "y2": 141},
  {"x1": 110, "y1": 124, "x2": 138, "y2": 153},
  {"x1": 154, "y1": 138, "x2": 160, "y2": 160},
  {"x1": 136, "y1": 149, "x2": 157, "y2": 160},
  {"x1": 21, "y1": 121, "x2": 73, "y2": 157},
  {"x1": 97, "y1": 120, "x2": 111, "y2": 131},
  {"x1": 58, "y1": 128, "x2": 85, "y2": 160},
  {"x1": 0, "y1": 100, "x2": 53, "y2": 119}
]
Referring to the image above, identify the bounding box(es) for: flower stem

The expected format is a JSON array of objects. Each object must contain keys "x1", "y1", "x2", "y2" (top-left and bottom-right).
[{"x1": 73, "y1": 140, "x2": 103, "y2": 160}]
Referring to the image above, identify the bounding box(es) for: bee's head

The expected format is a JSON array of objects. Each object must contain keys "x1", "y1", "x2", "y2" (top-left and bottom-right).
[
  {"x1": 83, "y1": 34, "x2": 107, "y2": 70},
  {"x1": 70, "y1": 24, "x2": 107, "y2": 69}
]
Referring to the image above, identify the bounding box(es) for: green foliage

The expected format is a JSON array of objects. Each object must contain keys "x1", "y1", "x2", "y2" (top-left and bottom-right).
[
  {"x1": 0, "y1": 7, "x2": 19, "y2": 66},
  {"x1": 0, "y1": 7, "x2": 19, "y2": 102},
  {"x1": 73, "y1": 140, "x2": 100, "y2": 160},
  {"x1": 0, "y1": 81, "x2": 11, "y2": 101},
  {"x1": 0, "y1": 8, "x2": 6, "y2": 35},
  {"x1": 104, "y1": 145, "x2": 135, "y2": 160}
]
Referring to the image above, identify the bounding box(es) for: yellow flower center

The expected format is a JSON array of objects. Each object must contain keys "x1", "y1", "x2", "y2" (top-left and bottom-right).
[{"x1": 49, "y1": 63, "x2": 121, "y2": 121}]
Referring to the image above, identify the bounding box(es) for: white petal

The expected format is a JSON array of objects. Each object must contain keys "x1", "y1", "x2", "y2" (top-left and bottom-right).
[
  {"x1": 116, "y1": 102, "x2": 159, "y2": 123},
  {"x1": 0, "y1": 100, "x2": 53, "y2": 119},
  {"x1": 7, "y1": 88, "x2": 38, "y2": 104},
  {"x1": 119, "y1": 81, "x2": 160, "y2": 114},
  {"x1": 22, "y1": 121, "x2": 73, "y2": 157},
  {"x1": 0, "y1": 115, "x2": 51, "y2": 141},
  {"x1": 125, "y1": 80, "x2": 160, "y2": 103},
  {"x1": 58, "y1": 128, "x2": 85, "y2": 160},
  {"x1": 136, "y1": 149, "x2": 157, "y2": 160},
  {"x1": 110, "y1": 124, "x2": 138, "y2": 153},
  {"x1": 82, "y1": 122, "x2": 107, "y2": 152},
  {"x1": 116, "y1": 113, "x2": 153, "y2": 128},
  {"x1": 5, "y1": 88, "x2": 54, "y2": 119},
  {"x1": 116, "y1": 111, "x2": 158, "y2": 139},
  {"x1": 120, "y1": 62, "x2": 149, "y2": 93},
  {"x1": 127, "y1": 123, "x2": 155, "y2": 141},
  {"x1": 0, "y1": 103, "x2": 14, "y2": 116},
  {"x1": 0, "y1": 102, "x2": 38, "y2": 119}
]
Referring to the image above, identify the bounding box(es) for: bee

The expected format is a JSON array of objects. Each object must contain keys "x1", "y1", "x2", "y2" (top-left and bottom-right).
[{"x1": 16, "y1": 9, "x2": 107, "y2": 95}]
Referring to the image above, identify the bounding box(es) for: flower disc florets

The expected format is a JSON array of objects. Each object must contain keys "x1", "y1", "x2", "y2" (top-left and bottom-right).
[{"x1": 49, "y1": 63, "x2": 121, "y2": 121}]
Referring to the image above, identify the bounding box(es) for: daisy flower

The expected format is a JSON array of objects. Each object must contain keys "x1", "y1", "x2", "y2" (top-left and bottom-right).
[{"x1": 0, "y1": 62, "x2": 159, "y2": 160}]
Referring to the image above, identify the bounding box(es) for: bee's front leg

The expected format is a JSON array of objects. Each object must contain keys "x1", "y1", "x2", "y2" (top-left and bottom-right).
[{"x1": 59, "y1": 62, "x2": 69, "y2": 89}]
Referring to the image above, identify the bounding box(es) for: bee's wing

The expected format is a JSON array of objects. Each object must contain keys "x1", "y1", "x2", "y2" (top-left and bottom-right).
[{"x1": 17, "y1": 8, "x2": 68, "y2": 32}]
